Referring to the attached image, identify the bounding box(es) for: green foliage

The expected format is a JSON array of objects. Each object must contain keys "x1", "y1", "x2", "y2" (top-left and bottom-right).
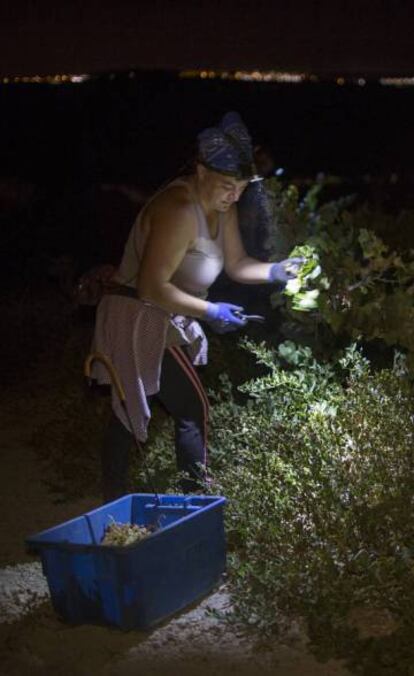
[
  {"x1": 264, "y1": 177, "x2": 414, "y2": 369},
  {"x1": 142, "y1": 335, "x2": 414, "y2": 658},
  {"x1": 132, "y1": 409, "x2": 177, "y2": 493},
  {"x1": 131, "y1": 335, "x2": 262, "y2": 492},
  {"x1": 207, "y1": 340, "x2": 414, "y2": 647}
]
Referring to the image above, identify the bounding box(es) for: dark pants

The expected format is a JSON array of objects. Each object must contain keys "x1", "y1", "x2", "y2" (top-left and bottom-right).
[{"x1": 101, "y1": 346, "x2": 209, "y2": 501}]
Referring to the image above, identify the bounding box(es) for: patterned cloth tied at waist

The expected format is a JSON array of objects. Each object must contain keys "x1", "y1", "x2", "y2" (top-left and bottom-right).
[{"x1": 90, "y1": 290, "x2": 208, "y2": 440}]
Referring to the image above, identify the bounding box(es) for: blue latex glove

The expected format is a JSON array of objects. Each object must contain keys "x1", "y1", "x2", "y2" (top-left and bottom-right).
[
  {"x1": 204, "y1": 302, "x2": 247, "y2": 329},
  {"x1": 269, "y1": 257, "x2": 304, "y2": 284}
]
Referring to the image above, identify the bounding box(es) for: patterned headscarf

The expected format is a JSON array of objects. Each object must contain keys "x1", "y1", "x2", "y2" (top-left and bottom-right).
[{"x1": 197, "y1": 111, "x2": 261, "y2": 182}]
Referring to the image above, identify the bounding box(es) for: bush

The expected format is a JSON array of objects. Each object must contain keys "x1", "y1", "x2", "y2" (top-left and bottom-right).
[
  {"x1": 207, "y1": 340, "x2": 414, "y2": 643},
  {"x1": 263, "y1": 176, "x2": 414, "y2": 370}
]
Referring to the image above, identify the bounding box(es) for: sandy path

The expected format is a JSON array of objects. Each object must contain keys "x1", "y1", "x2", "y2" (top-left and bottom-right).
[{"x1": 0, "y1": 413, "x2": 100, "y2": 568}]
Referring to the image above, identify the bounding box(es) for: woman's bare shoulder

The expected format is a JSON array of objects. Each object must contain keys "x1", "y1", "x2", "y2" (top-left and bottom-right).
[
  {"x1": 140, "y1": 184, "x2": 196, "y2": 240},
  {"x1": 147, "y1": 183, "x2": 193, "y2": 217}
]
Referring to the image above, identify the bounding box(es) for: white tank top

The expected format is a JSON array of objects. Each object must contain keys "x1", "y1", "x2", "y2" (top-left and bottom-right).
[{"x1": 115, "y1": 178, "x2": 224, "y2": 299}]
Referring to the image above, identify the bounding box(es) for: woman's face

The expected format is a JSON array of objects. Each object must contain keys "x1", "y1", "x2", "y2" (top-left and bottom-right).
[{"x1": 197, "y1": 165, "x2": 249, "y2": 212}]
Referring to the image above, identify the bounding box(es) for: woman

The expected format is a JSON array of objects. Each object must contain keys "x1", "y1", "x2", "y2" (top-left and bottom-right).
[{"x1": 91, "y1": 112, "x2": 301, "y2": 501}]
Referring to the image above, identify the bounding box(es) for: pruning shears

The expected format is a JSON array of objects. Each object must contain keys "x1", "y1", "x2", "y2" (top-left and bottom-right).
[
  {"x1": 234, "y1": 311, "x2": 266, "y2": 324},
  {"x1": 207, "y1": 310, "x2": 266, "y2": 333}
]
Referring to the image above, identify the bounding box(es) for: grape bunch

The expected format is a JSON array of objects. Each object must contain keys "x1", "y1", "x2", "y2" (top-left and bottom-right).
[
  {"x1": 101, "y1": 519, "x2": 155, "y2": 546},
  {"x1": 283, "y1": 244, "x2": 329, "y2": 311}
]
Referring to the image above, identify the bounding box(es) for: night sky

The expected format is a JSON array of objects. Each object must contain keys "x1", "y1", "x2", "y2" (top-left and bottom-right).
[{"x1": 1, "y1": 0, "x2": 414, "y2": 76}]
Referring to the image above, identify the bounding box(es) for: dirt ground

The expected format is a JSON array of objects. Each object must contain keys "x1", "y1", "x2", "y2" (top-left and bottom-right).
[{"x1": 0, "y1": 394, "x2": 352, "y2": 676}]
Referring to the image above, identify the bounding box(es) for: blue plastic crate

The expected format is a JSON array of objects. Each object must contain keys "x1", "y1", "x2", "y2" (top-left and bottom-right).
[{"x1": 26, "y1": 493, "x2": 226, "y2": 630}]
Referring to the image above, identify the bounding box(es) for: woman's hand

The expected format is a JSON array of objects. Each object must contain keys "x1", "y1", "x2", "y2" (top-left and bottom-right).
[
  {"x1": 204, "y1": 302, "x2": 247, "y2": 328},
  {"x1": 268, "y1": 257, "x2": 305, "y2": 284}
]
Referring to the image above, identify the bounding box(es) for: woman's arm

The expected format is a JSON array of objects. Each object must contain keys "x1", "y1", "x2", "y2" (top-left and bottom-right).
[
  {"x1": 223, "y1": 206, "x2": 273, "y2": 283},
  {"x1": 137, "y1": 193, "x2": 209, "y2": 318}
]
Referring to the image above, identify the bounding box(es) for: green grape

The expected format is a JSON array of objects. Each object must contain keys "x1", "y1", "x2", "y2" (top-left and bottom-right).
[
  {"x1": 101, "y1": 520, "x2": 155, "y2": 546},
  {"x1": 283, "y1": 245, "x2": 325, "y2": 312}
]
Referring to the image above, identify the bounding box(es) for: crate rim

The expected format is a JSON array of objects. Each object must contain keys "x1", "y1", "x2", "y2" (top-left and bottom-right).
[{"x1": 25, "y1": 492, "x2": 226, "y2": 554}]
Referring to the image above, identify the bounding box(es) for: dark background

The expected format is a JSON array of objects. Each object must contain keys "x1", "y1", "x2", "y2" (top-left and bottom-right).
[
  {"x1": 2, "y1": 73, "x2": 414, "y2": 184},
  {"x1": 2, "y1": 72, "x2": 414, "y2": 286},
  {"x1": 1, "y1": 0, "x2": 414, "y2": 284}
]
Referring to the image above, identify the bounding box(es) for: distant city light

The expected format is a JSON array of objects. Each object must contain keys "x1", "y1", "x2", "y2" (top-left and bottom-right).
[
  {"x1": 0, "y1": 73, "x2": 90, "y2": 85},
  {"x1": 380, "y1": 77, "x2": 414, "y2": 87},
  {"x1": 179, "y1": 70, "x2": 414, "y2": 87},
  {"x1": 1, "y1": 70, "x2": 414, "y2": 87},
  {"x1": 181, "y1": 69, "x2": 306, "y2": 83},
  {"x1": 69, "y1": 75, "x2": 89, "y2": 83}
]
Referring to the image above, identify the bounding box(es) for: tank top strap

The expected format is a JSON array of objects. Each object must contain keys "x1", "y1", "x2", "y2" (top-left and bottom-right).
[
  {"x1": 174, "y1": 178, "x2": 212, "y2": 239},
  {"x1": 193, "y1": 202, "x2": 210, "y2": 239},
  {"x1": 152, "y1": 177, "x2": 222, "y2": 242}
]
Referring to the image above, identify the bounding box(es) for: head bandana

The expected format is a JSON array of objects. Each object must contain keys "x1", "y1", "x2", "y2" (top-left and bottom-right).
[{"x1": 197, "y1": 111, "x2": 262, "y2": 182}]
